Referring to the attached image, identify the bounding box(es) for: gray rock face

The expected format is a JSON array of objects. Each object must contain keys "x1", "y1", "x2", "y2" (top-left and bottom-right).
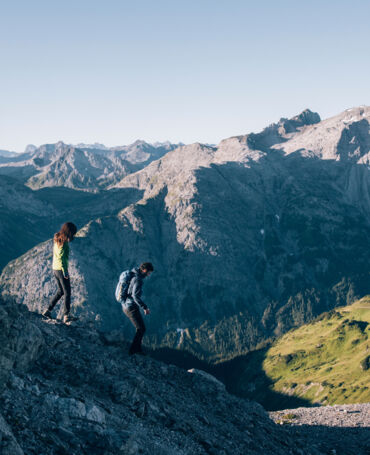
[
  {"x1": 0, "y1": 297, "x2": 328, "y2": 455},
  {"x1": 0, "y1": 301, "x2": 44, "y2": 391},
  {"x1": 0, "y1": 140, "x2": 180, "y2": 191},
  {"x1": 1, "y1": 108, "x2": 369, "y2": 363},
  {"x1": 0, "y1": 412, "x2": 24, "y2": 455}
]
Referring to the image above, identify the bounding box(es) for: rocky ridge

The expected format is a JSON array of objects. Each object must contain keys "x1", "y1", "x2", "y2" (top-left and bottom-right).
[
  {"x1": 0, "y1": 150, "x2": 17, "y2": 159},
  {"x1": 0, "y1": 140, "x2": 180, "y2": 191},
  {"x1": 0, "y1": 297, "x2": 332, "y2": 455},
  {"x1": 1, "y1": 297, "x2": 369, "y2": 454}
]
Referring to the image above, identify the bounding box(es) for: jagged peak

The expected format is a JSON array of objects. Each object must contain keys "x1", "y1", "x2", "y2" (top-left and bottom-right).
[
  {"x1": 290, "y1": 108, "x2": 321, "y2": 125},
  {"x1": 24, "y1": 144, "x2": 38, "y2": 154}
]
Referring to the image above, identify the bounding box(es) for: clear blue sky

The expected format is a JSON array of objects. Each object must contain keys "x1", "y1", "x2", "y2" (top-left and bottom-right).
[{"x1": 0, "y1": 0, "x2": 369, "y2": 152}]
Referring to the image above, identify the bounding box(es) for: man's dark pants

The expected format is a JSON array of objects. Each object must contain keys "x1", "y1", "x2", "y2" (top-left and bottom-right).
[
  {"x1": 123, "y1": 303, "x2": 146, "y2": 354},
  {"x1": 48, "y1": 270, "x2": 71, "y2": 316}
]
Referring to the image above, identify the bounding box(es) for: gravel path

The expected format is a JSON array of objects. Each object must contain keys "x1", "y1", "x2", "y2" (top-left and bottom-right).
[
  {"x1": 270, "y1": 403, "x2": 370, "y2": 428},
  {"x1": 269, "y1": 403, "x2": 370, "y2": 455}
]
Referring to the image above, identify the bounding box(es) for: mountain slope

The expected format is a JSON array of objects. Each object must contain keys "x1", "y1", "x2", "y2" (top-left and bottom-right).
[
  {"x1": 1, "y1": 107, "x2": 369, "y2": 363},
  {"x1": 0, "y1": 172, "x2": 142, "y2": 270},
  {"x1": 215, "y1": 297, "x2": 370, "y2": 410},
  {"x1": 0, "y1": 175, "x2": 58, "y2": 270},
  {"x1": 0, "y1": 296, "x2": 316, "y2": 455}
]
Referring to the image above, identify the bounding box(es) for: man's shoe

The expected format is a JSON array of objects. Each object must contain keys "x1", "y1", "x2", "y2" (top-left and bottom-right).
[
  {"x1": 42, "y1": 309, "x2": 52, "y2": 319},
  {"x1": 63, "y1": 314, "x2": 78, "y2": 324}
]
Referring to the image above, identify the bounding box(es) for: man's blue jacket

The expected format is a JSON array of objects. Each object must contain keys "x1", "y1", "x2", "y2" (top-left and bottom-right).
[{"x1": 125, "y1": 268, "x2": 148, "y2": 310}]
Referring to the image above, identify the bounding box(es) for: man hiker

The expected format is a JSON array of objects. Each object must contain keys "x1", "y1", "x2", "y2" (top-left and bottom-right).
[{"x1": 123, "y1": 262, "x2": 154, "y2": 355}]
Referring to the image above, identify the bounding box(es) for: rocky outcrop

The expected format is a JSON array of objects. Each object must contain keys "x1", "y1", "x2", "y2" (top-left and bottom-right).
[
  {"x1": 0, "y1": 297, "x2": 327, "y2": 455},
  {"x1": 245, "y1": 108, "x2": 321, "y2": 151},
  {"x1": 0, "y1": 300, "x2": 44, "y2": 391},
  {"x1": 1, "y1": 297, "x2": 369, "y2": 454}
]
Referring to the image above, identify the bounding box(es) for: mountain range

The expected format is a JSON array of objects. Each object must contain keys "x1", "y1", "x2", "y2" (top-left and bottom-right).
[
  {"x1": 0, "y1": 150, "x2": 17, "y2": 158},
  {"x1": 1, "y1": 106, "x2": 369, "y2": 364},
  {"x1": 0, "y1": 140, "x2": 181, "y2": 191}
]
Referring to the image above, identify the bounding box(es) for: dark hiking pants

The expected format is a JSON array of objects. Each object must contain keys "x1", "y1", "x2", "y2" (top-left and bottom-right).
[
  {"x1": 48, "y1": 270, "x2": 71, "y2": 316},
  {"x1": 124, "y1": 304, "x2": 146, "y2": 354}
]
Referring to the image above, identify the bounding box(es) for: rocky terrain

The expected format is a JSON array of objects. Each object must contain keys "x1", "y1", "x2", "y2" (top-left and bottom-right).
[
  {"x1": 0, "y1": 140, "x2": 180, "y2": 191},
  {"x1": 0, "y1": 297, "x2": 313, "y2": 454},
  {"x1": 1, "y1": 107, "x2": 369, "y2": 363},
  {"x1": 270, "y1": 404, "x2": 370, "y2": 455},
  {"x1": 0, "y1": 296, "x2": 369, "y2": 455}
]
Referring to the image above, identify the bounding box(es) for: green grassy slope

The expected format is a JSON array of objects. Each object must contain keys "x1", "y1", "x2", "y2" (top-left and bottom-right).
[
  {"x1": 263, "y1": 296, "x2": 370, "y2": 405},
  {"x1": 214, "y1": 297, "x2": 370, "y2": 409}
]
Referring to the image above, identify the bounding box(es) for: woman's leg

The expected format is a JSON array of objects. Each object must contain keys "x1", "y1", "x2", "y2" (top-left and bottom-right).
[
  {"x1": 48, "y1": 271, "x2": 64, "y2": 311},
  {"x1": 59, "y1": 274, "x2": 71, "y2": 316}
]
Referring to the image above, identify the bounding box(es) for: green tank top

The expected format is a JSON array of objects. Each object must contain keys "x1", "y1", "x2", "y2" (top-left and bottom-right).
[{"x1": 52, "y1": 241, "x2": 69, "y2": 275}]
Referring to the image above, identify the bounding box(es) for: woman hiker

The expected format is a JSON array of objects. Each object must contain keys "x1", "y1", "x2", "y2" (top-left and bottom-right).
[{"x1": 43, "y1": 222, "x2": 78, "y2": 323}]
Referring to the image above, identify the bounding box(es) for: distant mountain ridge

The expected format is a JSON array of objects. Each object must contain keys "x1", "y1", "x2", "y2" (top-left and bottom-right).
[
  {"x1": 0, "y1": 140, "x2": 181, "y2": 191},
  {"x1": 1, "y1": 107, "x2": 369, "y2": 363},
  {"x1": 0, "y1": 149, "x2": 17, "y2": 158}
]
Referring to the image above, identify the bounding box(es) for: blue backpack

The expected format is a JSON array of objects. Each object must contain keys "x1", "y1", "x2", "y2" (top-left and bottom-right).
[{"x1": 115, "y1": 270, "x2": 134, "y2": 303}]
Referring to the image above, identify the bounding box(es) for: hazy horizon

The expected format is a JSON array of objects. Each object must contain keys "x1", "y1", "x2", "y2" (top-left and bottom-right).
[{"x1": 2, "y1": 105, "x2": 369, "y2": 154}]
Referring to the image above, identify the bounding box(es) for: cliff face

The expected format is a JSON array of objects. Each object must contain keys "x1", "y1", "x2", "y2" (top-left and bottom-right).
[
  {"x1": 0, "y1": 297, "x2": 311, "y2": 455},
  {"x1": 1, "y1": 108, "x2": 369, "y2": 361}
]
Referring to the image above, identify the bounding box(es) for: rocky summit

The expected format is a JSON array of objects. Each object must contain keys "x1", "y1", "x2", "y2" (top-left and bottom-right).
[
  {"x1": 0, "y1": 296, "x2": 369, "y2": 455},
  {"x1": 1, "y1": 107, "x2": 369, "y2": 363}
]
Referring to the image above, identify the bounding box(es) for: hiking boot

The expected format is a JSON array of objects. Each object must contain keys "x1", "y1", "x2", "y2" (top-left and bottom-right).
[
  {"x1": 42, "y1": 309, "x2": 52, "y2": 319},
  {"x1": 63, "y1": 314, "x2": 78, "y2": 324}
]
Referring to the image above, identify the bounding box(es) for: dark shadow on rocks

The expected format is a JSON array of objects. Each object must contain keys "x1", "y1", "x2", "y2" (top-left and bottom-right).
[
  {"x1": 150, "y1": 346, "x2": 211, "y2": 371},
  {"x1": 0, "y1": 183, "x2": 143, "y2": 272},
  {"x1": 35, "y1": 186, "x2": 144, "y2": 226},
  {"x1": 210, "y1": 348, "x2": 312, "y2": 411},
  {"x1": 150, "y1": 345, "x2": 311, "y2": 411}
]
